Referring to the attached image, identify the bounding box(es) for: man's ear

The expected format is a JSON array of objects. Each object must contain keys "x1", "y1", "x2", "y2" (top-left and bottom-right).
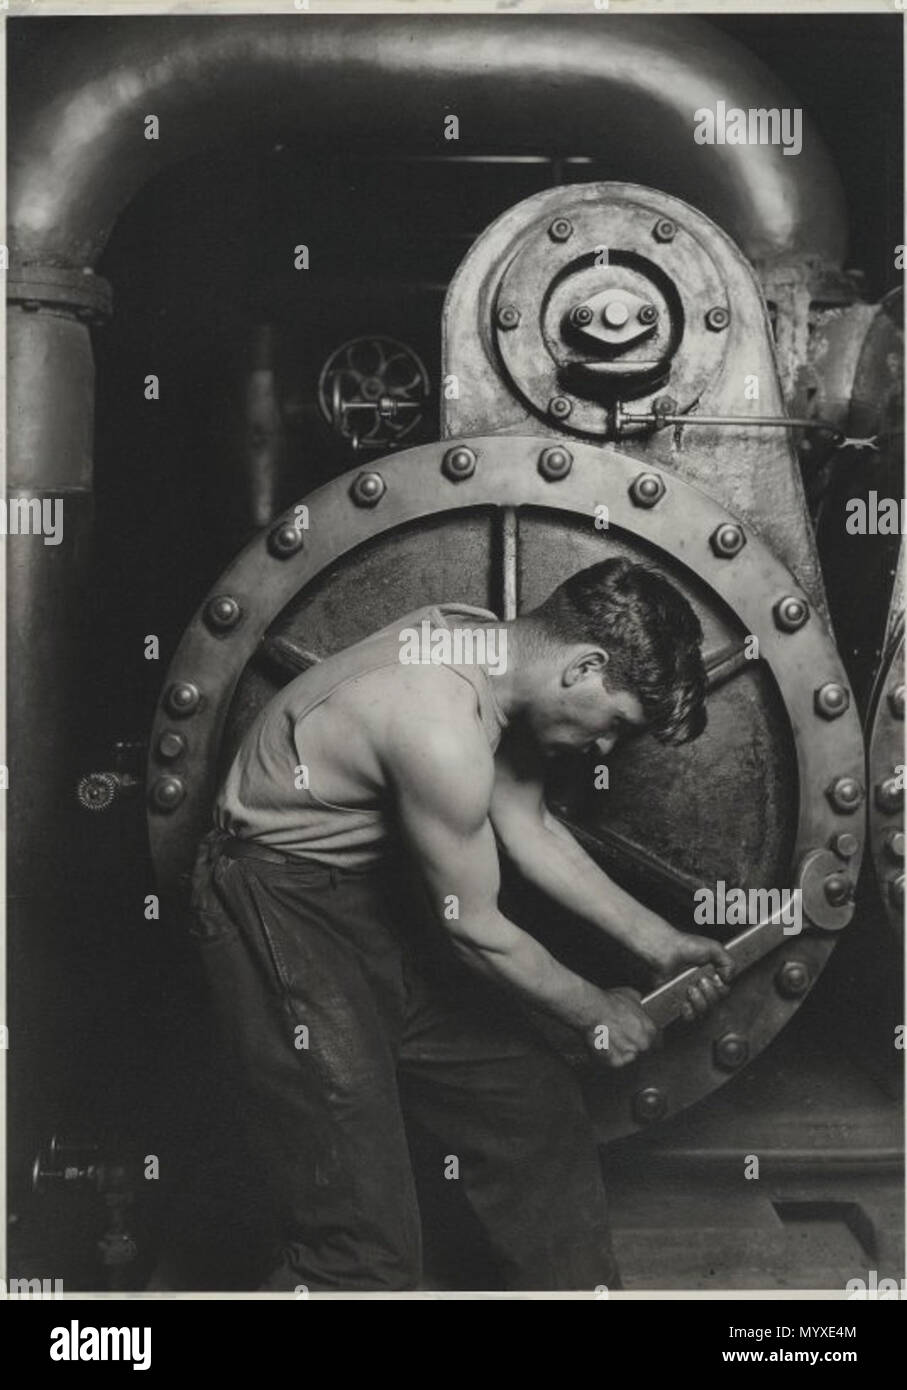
[{"x1": 562, "y1": 647, "x2": 609, "y2": 687}]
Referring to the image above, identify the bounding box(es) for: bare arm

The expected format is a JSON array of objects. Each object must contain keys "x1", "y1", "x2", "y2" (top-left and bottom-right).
[{"x1": 381, "y1": 678, "x2": 657, "y2": 1060}]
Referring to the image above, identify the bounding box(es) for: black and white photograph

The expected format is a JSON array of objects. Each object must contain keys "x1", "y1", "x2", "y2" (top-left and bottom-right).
[{"x1": 2, "y1": 0, "x2": 905, "y2": 1323}]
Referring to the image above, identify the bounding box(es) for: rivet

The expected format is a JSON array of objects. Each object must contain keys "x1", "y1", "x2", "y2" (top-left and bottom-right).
[
  {"x1": 653, "y1": 395, "x2": 677, "y2": 418},
  {"x1": 570, "y1": 304, "x2": 594, "y2": 329},
  {"x1": 883, "y1": 829, "x2": 905, "y2": 862},
  {"x1": 632, "y1": 1087, "x2": 668, "y2": 1123},
  {"x1": 875, "y1": 777, "x2": 904, "y2": 815},
  {"x1": 548, "y1": 217, "x2": 573, "y2": 243},
  {"x1": 831, "y1": 831, "x2": 859, "y2": 859},
  {"x1": 165, "y1": 682, "x2": 200, "y2": 718},
  {"x1": 705, "y1": 306, "x2": 730, "y2": 332},
  {"x1": 442, "y1": 446, "x2": 477, "y2": 482},
  {"x1": 268, "y1": 521, "x2": 305, "y2": 558},
  {"x1": 496, "y1": 303, "x2": 521, "y2": 331},
  {"x1": 157, "y1": 731, "x2": 187, "y2": 762},
  {"x1": 814, "y1": 682, "x2": 849, "y2": 719},
  {"x1": 205, "y1": 595, "x2": 241, "y2": 632},
  {"x1": 602, "y1": 300, "x2": 630, "y2": 328},
  {"x1": 824, "y1": 872, "x2": 852, "y2": 906},
  {"x1": 638, "y1": 304, "x2": 658, "y2": 326},
  {"x1": 889, "y1": 684, "x2": 905, "y2": 720},
  {"x1": 652, "y1": 218, "x2": 676, "y2": 243},
  {"x1": 773, "y1": 595, "x2": 810, "y2": 632},
  {"x1": 713, "y1": 1032, "x2": 749, "y2": 1071},
  {"x1": 889, "y1": 874, "x2": 905, "y2": 909},
  {"x1": 538, "y1": 446, "x2": 573, "y2": 481},
  {"x1": 548, "y1": 395, "x2": 573, "y2": 421},
  {"x1": 828, "y1": 776, "x2": 864, "y2": 814},
  {"x1": 150, "y1": 775, "x2": 186, "y2": 812},
  {"x1": 710, "y1": 523, "x2": 746, "y2": 558},
  {"x1": 349, "y1": 471, "x2": 386, "y2": 508},
  {"x1": 629, "y1": 472, "x2": 665, "y2": 508},
  {"x1": 775, "y1": 960, "x2": 809, "y2": 998}
]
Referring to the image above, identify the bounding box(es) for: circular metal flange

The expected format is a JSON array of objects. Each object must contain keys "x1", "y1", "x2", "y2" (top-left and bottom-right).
[
  {"x1": 867, "y1": 633, "x2": 905, "y2": 934},
  {"x1": 491, "y1": 197, "x2": 730, "y2": 439},
  {"x1": 148, "y1": 434, "x2": 864, "y2": 1141},
  {"x1": 7, "y1": 266, "x2": 113, "y2": 324}
]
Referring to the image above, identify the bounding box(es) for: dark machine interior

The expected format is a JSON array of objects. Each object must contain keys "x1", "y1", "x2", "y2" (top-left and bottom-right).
[{"x1": 6, "y1": 14, "x2": 904, "y2": 1291}]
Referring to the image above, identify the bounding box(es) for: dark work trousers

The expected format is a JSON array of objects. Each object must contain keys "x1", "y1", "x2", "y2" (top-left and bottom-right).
[{"x1": 189, "y1": 827, "x2": 619, "y2": 1293}]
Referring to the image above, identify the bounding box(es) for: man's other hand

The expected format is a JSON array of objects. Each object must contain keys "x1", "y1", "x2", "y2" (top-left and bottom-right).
[
  {"x1": 583, "y1": 987, "x2": 661, "y2": 1069},
  {"x1": 649, "y1": 930, "x2": 733, "y2": 1020}
]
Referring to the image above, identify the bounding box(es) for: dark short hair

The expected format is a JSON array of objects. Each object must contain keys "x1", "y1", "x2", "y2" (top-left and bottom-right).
[{"x1": 529, "y1": 558, "x2": 707, "y2": 745}]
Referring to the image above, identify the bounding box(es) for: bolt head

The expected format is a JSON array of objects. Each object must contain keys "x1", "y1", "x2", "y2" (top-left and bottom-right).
[
  {"x1": 548, "y1": 217, "x2": 573, "y2": 243},
  {"x1": 268, "y1": 521, "x2": 305, "y2": 558},
  {"x1": 442, "y1": 446, "x2": 477, "y2": 482},
  {"x1": 888, "y1": 684, "x2": 905, "y2": 720},
  {"x1": 773, "y1": 595, "x2": 810, "y2": 632},
  {"x1": 883, "y1": 829, "x2": 905, "y2": 862},
  {"x1": 876, "y1": 776, "x2": 904, "y2": 815},
  {"x1": 633, "y1": 1087, "x2": 668, "y2": 1124},
  {"x1": 150, "y1": 775, "x2": 186, "y2": 812},
  {"x1": 570, "y1": 305, "x2": 594, "y2": 328},
  {"x1": 205, "y1": 595, "x2": 241, "y2": 632},
  {"x1": 629, "y1": 472, "x2": 666, "y2": 508},
  {"x1": 638, "y1": 304, "x2": 658, "y2": 325},
  {"x1": 889, "y1": 874, "x2": 905, "y2": 909},
  {"x1": 653, "y1": 218, "x2": 676, "y2": 243},
  {"x1": 548, "y1": 395, "x2": 573, "y2": 421},
  {"x1": 705, "y1": 306, "x2": 730, "y2": 332},
  {"x1": 832, "y1": 831, "x2": 859, "y2": 859},
  {"x1": 814, "y1": 682, "x2": 850, "y2": 719},
  {"x1": 828, "y1": 776, "x2": 864, "y2": 814},
  {"x1": 496, "y1": 303, "x2": 521, "y2": 331},
  {"x1": 166, "y1": 681, "x2": 200, "y2": 717},
  {"x1": 538, "y1": 446, "x2": 573, "y2": 481},
  {"x1": 653, "y1": 395, "x2": 677, "y2": 418},
  {"x1": 710, "y1": 523, "x2": 746, "y2": 558},
  {"x1": 349, "y1": 471, "x2": 386, "y2": 507},
  {"x1": 157, "y1": 731, "x2": 187, "y2": 762},
  {"x1": 824, "y1": 872, "x2": 852, "y2": 906},
  {"x1": 776, "y1": 960, "x2": 809, "y2": 998},
  {"x1": 714, "y1": 1033, "x2": 749, "y2": 1071},
  {"x1": 602, "y1": 300, "x2": 630, "y2": 328}
]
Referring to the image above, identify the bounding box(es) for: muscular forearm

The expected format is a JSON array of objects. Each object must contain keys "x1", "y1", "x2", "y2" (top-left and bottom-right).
[
  {"x1": 449, "y1": 910, "x2": 614, "y2": 1034},
  {"x1": 501, "y1": 813, "x2": 670, "y2": 968}
]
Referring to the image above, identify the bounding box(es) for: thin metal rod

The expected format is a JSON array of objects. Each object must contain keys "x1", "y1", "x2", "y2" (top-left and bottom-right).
[{"x1": 501, "y1": 507, "x2": 519, "y2": 621}]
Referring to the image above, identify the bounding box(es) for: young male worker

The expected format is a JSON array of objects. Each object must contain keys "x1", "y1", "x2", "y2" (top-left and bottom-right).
[{"x1": 191, "y1": 557, "x2": 732, "y2": 1292}]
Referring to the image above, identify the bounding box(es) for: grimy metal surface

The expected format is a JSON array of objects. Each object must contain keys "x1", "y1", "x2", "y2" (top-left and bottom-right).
[
  {"x1": 444, "y1": 182, "x2": 828, "y2": 614},
  {"x1": 867, "y1": 631, "x2": 905, "y2": 935},
  {"x1": 147, "y1": 434, "x2": 865, "y2": 1140}
]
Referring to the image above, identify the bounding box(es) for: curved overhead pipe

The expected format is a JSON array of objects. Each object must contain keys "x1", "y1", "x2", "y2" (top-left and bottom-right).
[{"x1": 10, "y1": 14, "x2": 846, "y2": 271}]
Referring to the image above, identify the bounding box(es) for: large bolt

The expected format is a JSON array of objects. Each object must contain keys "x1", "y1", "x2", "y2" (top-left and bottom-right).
[
  {"x1": 714, "y1": 1033, "x2": 749, "y2": 1071},
  {"x1": 442, "y1": 446, "x2": 477, "y2": 481},
  {"x1": 570, "y1": 305, "x2": 594, "y2": 329},
  {"x1": 538, "y1": 446, "x2": 573, "y2": 481},
  {"x1": 633, "y1": 1087, "x2": 668, "y2": 1124},
  {"x1": 776, "y1": 960, "x2": 810, "y2": 998},
  {"x1": 710, "y1": 523, "x2": 746, "y2": 558},
  {"x1": 889, "y1": 874, "x2": 905, "y2": 910},
  {"x1": 349, "y1": 471, "x2": 386, "y2": 507},
  {"x1": 157, "y1": 731, "x2": 187, "y2": 762},
  {"x1": 149, "y1": 775, "x2": 186, "y2": 812},
  {"x1": 705, "y1": 306, "x2": 730, "y2": 332},
  {"x1": 205, "y1": 595, "x2": 241, "y2": 632},
  {"x1": 268, "y1": 521, "x2": 305, "y2": 558},
  {"x1": 888, "y1": 684, "x2": 905, "y2": 720},
  {"x1": 652, "y1": 218, "x2": 676, "y2": 243},
  {"x1": 883, "y1": 829, "x2": 905, "y2": 862},
  {"x1": 814, "y1": 682, "x2": 850, "y2": 720},
  {"x1": 602, "y1": 300, "x2": 630, "y2": 328},
  {"x1": 653, "y1": 395, "x2": 677, "y2": 419},
  {"x1": 773, "y1": 595, "x2": 810, "y2": 632},
  {"x1": 548, "y1": 395, "x2": 573, "y2": 421},
  {"x1": 629, "y1": 473, "x2": 666, "y2": 508},
  {"x1": 165, "y1": 681, "x2": 200, "y2": 718},
  {"x1": 638, "y1": 304, "x2": 658, "y2": 326},
  {"x1": 824, "y1": 872, "x2": 852, "y2": 907},
  {"x1": 831, "y1": 831, "x2": 859, "y2": 859},
  {"x1": 828, "y1": 776, "x2": 864, "y2": 814},
  {"x1": 876, "y1": 777, "x2": 904, "y2": 815},
  {"x1": 548, "y1": 217, "x2": 574, "y2": 243},
  {"x1": 496, "y1": 303, "x2": 521, "y2": 331}
]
